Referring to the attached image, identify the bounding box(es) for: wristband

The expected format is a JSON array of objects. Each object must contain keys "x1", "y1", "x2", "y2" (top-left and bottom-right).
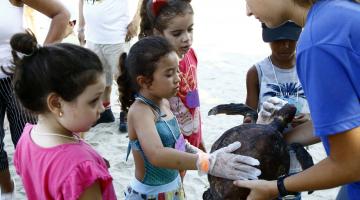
[
  {"x1": 277, "y1": 175, "x2": 298, "y2": 197},
  {"x1": 196, "y1": 152, "x2": 210, "y2": 175},
  {"x1": 77, "y1": 28, "x2": 85, "y2": 32}
]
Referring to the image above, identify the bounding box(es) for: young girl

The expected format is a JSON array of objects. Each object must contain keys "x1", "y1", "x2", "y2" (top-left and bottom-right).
[
  {"x1": 11, "y1": 31, "x2": 116, "y2": 199},
  {"x1": 117, "y1": 36, "x2": 261, "y2": 199},
  {"x1": 0, "y1": 1, "x2": 69, "y2": 198},
  {"x1": 244, "y1": 21, "x2": 310, "y2": 128},
  {"x1": 139, "y1": 0, "x2": 206, "y2": 151},
  {"x1": 235, "y1": 0, "x2": 360, "y2": 199}
]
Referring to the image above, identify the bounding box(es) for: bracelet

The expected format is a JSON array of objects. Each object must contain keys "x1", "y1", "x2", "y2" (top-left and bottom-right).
[
  {"x1": 277, "y1": 175, "x2": 298, "y2": 197},
  {"x1": 77, "y1": 28, "x2": 85, "y2": 32}
]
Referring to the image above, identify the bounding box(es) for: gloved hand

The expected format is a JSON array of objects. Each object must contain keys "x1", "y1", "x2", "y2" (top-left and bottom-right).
[
  {"x1": 257, "y1": 97, "x2": 287, "y2": 124},
  {"x1": 197, "y1": 142, "x2": 261, "y2": 180}
]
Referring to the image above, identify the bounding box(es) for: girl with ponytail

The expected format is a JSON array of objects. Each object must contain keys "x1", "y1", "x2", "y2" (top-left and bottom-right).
[
  {"x1": 117, "y1": 36, "x2": 261, "y2": 200},
  {"x1": 11, "y1": 31, "x2": 116, "y2": 199},
  {"x1": 139, "y1": 0, "x2": 206, "y2": 162}
]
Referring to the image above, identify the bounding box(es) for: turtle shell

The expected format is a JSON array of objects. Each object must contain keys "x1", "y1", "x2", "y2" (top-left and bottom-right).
[
  {"x1": 203, "y1": 104, "x2": 298, "y2": 200},
  {"x1": 203, "y1": 124, "x2": 290, "y2": 200}
]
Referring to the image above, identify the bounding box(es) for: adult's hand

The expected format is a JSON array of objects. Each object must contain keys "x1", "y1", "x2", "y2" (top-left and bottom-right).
[{"x1": 233, "y1": 179, "x2": 278, "y2": 200}]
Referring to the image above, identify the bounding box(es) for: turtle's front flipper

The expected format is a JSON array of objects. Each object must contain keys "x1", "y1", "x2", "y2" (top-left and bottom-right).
[
  {"x1": 208, "y1": 103, "x2": 258, "y2": 121},
  {"x1": 289, "y1": 143, "x2": 315, "y2": 194}
]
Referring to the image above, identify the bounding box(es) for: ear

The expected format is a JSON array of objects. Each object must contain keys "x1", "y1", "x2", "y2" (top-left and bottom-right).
[
  {"x1": 136, "y1": 75, "x2": 151, "y2": 89},
  {"x1": 153, "y1": 28, "x2": 163, "y2": 36},
  {"x1": 46, "y1": 93, "x2": 63, "y2": 117}
]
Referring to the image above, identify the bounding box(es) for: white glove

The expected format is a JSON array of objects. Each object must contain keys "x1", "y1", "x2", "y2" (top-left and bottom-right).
[
  {"x1": 256, "y1": 97, "x2": 287, "y2": 124},
  {"x1": 197, "y1": 142, "x2": 261, "y2": 180}
]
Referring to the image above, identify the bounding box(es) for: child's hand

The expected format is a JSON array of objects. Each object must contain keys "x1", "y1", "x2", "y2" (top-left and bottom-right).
[
  {"x1": 206, "y1": 142, "x2": 261, "y2": 180},
  {"x1": 291, "y1": 113, "x2": 310, "y2": 127},
  {"x1": 257, "y1": 97, "x2": 287, "y2": 124}
]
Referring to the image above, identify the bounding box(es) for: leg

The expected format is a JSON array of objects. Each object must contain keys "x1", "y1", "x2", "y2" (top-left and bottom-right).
[
  {"x1": 103, "y1": 43, "x2": 128, "y2": 130},
  {"x1": 87, "y1": 42, "x2": 115, "y2": 125},
  {"x1": 0, "y1": 78, "x2": 13, "y2": 193},
  {"x1": 0, "y1": 96, "x2": 13, "y2": 193}
]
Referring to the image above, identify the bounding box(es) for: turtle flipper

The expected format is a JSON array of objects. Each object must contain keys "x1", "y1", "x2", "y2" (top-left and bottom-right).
[
  {"x1": 289, "y1": 143, "x2": 315, "y2": 194},
  {"x1": 208, "y1": 103, "x2": 258, "y2": 121}
]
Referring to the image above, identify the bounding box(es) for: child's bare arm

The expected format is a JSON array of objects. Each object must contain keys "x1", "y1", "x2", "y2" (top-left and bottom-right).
[{"x1": 244, "y1": 66, "x2": 259, "y2": 123}]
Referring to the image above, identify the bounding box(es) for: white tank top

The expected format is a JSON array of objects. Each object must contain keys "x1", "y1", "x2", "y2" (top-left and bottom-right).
[
  {"x1": 0, "y1": 1, "x2": 24, "y2": 79},
  {"x1": 255, "y1": 57, "x2": 310, "y2": 115},
  {"x1": 83, "y1": 0, "x2": 130, "y2": 44}
]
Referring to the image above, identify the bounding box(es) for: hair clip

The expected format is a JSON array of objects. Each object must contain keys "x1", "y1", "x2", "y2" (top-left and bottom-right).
[{"x1": 151, "y1": 0, "x2": 168, "y2": 17}]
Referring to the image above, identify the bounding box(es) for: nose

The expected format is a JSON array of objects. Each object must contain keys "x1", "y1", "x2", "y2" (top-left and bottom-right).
[
  {"x1": 175, "y1": 70, "x2": 181, "y2": 83},
  {"x1": 182, "y1": 32, "x2": 191, "y2": 44},
  {"x1": 246, "y1": 4, "x2": 252, "y2": 16},
  {"x1": 282, "y1": 40, "x2": 290, "y2": 48}
]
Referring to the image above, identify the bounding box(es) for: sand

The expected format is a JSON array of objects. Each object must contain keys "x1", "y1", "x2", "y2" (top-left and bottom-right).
[{"x1": 3, "y1": 0, "x2": 339, "y2": 199}]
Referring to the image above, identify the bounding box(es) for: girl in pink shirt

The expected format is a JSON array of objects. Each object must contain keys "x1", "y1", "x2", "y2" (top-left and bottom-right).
[{"x1": 10, "y1": 31, "x2": 116, "y2": 200}]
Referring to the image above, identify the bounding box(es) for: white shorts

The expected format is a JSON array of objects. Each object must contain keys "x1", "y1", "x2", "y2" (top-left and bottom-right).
[{"x1": 86, "y1": 41, "x2": 128, "y2": 86}]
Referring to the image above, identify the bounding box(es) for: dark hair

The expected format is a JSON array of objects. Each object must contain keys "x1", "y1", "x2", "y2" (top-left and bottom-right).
[
  {"x1": 117, "y1": 36, "x2": 174, "y2": 112},
  {"x1": 139, "y1": 0, "x2": 193, "y2": 39},
  {"x1": 10, "y1": 31, "x2": 103, "y2": 113}
]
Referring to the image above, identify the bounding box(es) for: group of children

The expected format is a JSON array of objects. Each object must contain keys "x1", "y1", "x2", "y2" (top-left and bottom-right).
[{"x1": 2, "y1": 0, "x2": 360, "y2": 199}]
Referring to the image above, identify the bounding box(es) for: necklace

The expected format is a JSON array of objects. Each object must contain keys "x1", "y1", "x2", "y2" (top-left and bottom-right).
[
  {"x1": 268, "y1": 57, "x2": 299, "y2": 101},
  {"x1": 32, "y1": 127, "x2": 81, "y2": 142}
]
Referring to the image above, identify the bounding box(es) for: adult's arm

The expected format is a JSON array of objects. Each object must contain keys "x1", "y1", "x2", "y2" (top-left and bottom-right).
[
  {"x1": 24, "y1": 0, "x2": 70, "y2": 44},
  {"x1": 125, "y1": 0, "x2": 143, "y2": 42},
  {"x1": 77, "y1": 0, "x2": 86, "y2": 46}
]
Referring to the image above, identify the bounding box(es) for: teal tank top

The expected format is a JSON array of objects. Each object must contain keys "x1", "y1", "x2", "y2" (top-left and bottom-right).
[{"x1": 126, "y1": 94, "x2": 181, "y2": 186}]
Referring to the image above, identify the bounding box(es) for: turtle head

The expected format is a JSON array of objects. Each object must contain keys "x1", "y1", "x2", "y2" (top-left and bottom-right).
[{"x1": 271, "y1": 104, "x2": 297, "y2": 133}]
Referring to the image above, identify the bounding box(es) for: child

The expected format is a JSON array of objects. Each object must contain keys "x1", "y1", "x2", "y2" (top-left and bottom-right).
[
  {"x1": 0, "y1": 0, "x2": 69, "y2": 198},
  {"x1": 244, "y1": 21, "x2": 310, "y2": 127},
  {"x1": 117, "y1": 36, "x2": 261, "y2": 199},
  {"x1": 139, "y1": 0, "x2": 206, "y2": 151},
  {"x1": 234, "y1": 0, "x2": 360, "y2": 200},
  {"x1": 11, "y1": 31, "x2": 116, "y2": 199}
]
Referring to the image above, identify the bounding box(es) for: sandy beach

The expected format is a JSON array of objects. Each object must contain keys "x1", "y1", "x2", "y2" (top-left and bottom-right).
[{"x1": 3, "y1": 0, "x2": 339, "y2": 199}]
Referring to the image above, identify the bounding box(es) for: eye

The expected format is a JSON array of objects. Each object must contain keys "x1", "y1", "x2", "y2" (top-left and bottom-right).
[
  {"x1": 172, "y1": 31, "x2": 182, "y2": 37},
  {"x1": 89, "y1": 97, "x2": 100, "y2": 106}
]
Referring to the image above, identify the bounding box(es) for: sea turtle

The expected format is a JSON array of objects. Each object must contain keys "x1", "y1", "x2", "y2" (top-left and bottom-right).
[{"x1": 203, "y1": 103, "x2": 314, "y2": 200}]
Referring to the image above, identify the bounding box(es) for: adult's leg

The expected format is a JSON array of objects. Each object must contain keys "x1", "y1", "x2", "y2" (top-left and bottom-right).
[
  {"x1": 87, "y1": 42, "x2": 115, "y2": 124},
  {"x1": 3, "y1": 77, "x2": 36, "y2": 146},
  {"x1": 103, "y1": 43, "x2": 127, "y2": 130},
  {"x1": 0, "y1": 78, "x2": 13, "y2": 193}
]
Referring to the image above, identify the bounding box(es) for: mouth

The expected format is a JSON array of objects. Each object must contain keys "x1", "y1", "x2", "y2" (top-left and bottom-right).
[{"x1": 180, "y1": 46, "x2": 190, "y2": 53}]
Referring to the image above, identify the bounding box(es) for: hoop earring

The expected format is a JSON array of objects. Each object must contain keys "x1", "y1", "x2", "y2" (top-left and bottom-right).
[{"x1": 59, "y1": 111, "x2": 63, "y2": 117}]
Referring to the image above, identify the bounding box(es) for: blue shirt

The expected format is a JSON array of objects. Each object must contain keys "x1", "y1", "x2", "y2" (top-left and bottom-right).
[{"x1": 296, "y1": 0, "x2": 360, "y2": 198}]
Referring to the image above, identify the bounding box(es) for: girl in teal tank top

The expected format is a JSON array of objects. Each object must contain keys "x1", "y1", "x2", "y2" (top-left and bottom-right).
[{"x1": 117, "y1": 36, "x2": 261, "y2": 200}]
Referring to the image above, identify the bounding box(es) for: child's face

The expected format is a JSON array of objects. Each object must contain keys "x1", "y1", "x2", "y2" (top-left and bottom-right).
[
  {"x1": 159, "y1": 13, "x2": 193, "y2": 58},
  {"x1": 270, "y1": 39, "x2": 297, "y2": 62},
  {"x1": 245, "y1": 0, "x2": 289, "y2": 28},
  {"x1": 59, "y1": 74, "x2": 106, "y2": 132},
  {"x1": 147, "y1": 51, "x2": 180, "y2": 98}
]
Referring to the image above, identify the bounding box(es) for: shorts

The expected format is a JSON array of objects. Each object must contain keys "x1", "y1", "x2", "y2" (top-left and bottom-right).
[
  {"x1": 124, "y1": 186, "x2": 185, "y2": 200},
  {"x1": 86, "y1": 41, "x2": 127, "y2": 86}
]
